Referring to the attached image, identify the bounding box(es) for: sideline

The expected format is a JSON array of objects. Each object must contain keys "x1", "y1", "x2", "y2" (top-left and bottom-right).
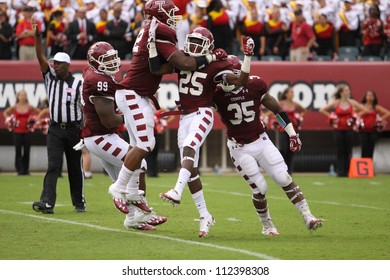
[{"x1": 0, "y1": 209, "x2": 280, "y2": 260}]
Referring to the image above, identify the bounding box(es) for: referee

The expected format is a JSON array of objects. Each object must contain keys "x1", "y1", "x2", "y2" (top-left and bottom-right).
[{"x1": 31, "y1": 18, "x2": 86, "y2": 214}]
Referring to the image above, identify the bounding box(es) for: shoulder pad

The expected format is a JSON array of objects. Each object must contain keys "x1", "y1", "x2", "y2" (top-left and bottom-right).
[{"x1": 156, "y1": 24, "x2": 177, "y2": 43}]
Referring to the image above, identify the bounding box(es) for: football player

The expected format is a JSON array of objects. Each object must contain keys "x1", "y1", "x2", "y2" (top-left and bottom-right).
[
  {"x1": 109, "y1": 0, "x2": 227, "y2": 219},
  {"x1": 212, "y1": 55, "x2": 323, "y2": 235},
  {"x1": 154, "y1": 26, "x2": 255, "y2": 237},
  {"x1": 76, "y1": 41, "x2": 166, "y2": 230}
]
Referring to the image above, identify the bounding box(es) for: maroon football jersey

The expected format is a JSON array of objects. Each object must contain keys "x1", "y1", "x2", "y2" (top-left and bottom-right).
[
  {"x1": 213, "y1": 76, "x2": 268, "y2": 142},
  {"x1": 81, "y1": 66, "x2": 118, "y2": 137},
  {"x1": 178, "y1": 59, "x2": 233, "y2": 109},
  {"x1": 120, "y1": 22, "x2": 178, "y2": 96}
]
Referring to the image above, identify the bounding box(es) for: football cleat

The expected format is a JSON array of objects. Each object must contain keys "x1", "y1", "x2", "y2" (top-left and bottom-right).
[
  {"x1": 261, "y1": 220, "x2": 280, "y2": 236},
  {"x1": 124, "y1": 209, "x2": 156, "y2": 230},
  {"x1": 160, "y1": 189, "x2": 181, "y2": 206},
  {"x1": 146, "y1": 212, "x2": 168, "y2": 226},
  {"x1": 126, "y1": 193, "x2": 152, "y2": 213},
  {"x1": 108, "y1": 184, "x2": 129, "y2": 214},
  {"x1": 199, "y1": 214, "x2": 215, "y2": 238},
  {"x1": 304, "y1": 214, "x2": 323, "y2": 231}
]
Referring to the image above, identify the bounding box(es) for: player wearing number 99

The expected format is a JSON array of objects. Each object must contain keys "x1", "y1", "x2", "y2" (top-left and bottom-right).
[
  {"x1": 79, "y1": 41, "x2": 167, "y2": 230},
  {"x1": 109, "y1": 0, "x2": 227, "y2": 214},
  {"x1": 157, "y1": 27, "x2": 254, "y2": 238},
  {"x1": 213, "y1": 55, "x2": 323, "y2": 235}
]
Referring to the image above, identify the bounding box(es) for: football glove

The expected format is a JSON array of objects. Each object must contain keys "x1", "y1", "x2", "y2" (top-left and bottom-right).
[
  {"x1": 73, "y1": 139, "x2": 86, "y2": 151},
  {"x1": 289, "y1": 134, "x2": 302, "y2": 152},
  {"x1": 241, "y1": 36, "x2": 255, "y2": 56}
]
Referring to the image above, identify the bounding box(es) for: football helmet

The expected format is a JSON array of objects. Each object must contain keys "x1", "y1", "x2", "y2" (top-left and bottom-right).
[
  {"x1": 220, "y1": 55, "x2": 242, "y2": 92},
  {"x1": 87, "y1": 41, "x2": 121, "y2": 76},
  {"x1": 144, "y1": 0, "x2": 182, "y2": 30},
  {"x1": 184, "y1": 27, "x2": 214, "y2": 57}
]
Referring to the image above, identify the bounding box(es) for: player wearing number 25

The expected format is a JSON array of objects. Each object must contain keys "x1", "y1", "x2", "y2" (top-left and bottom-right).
[
  {"x1": 109, "y1": 0, "x2": 227, "y2": 228},
  {"x1": 156, "y1": 27, "x2": 254, "y2": 237}
]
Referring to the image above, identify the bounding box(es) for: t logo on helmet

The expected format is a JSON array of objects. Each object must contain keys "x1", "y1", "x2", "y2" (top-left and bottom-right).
[{"x1": 155, "y1": 0, "x2": 165, "y2": 11}]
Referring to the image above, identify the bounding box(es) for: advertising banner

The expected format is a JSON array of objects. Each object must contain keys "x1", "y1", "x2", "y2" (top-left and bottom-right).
[{"x1": 1, "y1": 61, "x2": 389, "y2": 130}]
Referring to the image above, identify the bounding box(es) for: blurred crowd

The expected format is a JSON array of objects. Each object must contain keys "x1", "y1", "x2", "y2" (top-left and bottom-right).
[{"x1": 1, "y1": 0, "x2": 390, "y2": 61}]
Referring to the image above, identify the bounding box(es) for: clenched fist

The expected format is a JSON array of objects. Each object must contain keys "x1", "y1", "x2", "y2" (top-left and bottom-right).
[
  {"x1": 289, "y1": 134, "x2": 302, "y2": 152},
  {"x1": 241, "y1": 36, "x2": 255, "y2": 56}
]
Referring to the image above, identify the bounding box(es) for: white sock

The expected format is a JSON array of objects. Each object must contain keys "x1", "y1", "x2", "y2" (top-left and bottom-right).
[
  {"x1": 126, "y1": 205, "x2": 136, "y2": 219},
  {"x1": 258, "y1": 208, "x2": 271, "y2": 223},
  {"x1": 174, "y1": 168, "x2": 191, "y2": 196},
  {"x1": 192, "y1": 190, "x2": 209, "y2": 217},
  {"x1": 126, "y1": 169, "x2": 142, "y2": 195},
  {"x1": 115, "y1": 165, "x2": 133, "y2": 190},
  {"x1": 295, "y1": 199, "x2": 311, "y2": 216}
]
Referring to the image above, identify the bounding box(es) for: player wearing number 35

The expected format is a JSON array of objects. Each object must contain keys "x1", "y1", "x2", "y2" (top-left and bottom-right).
[
  {"x1": 213, "y1": 55, "x2": 323, "y2": 235},
  {"x1": 108, "y1": 0, "x2": 227, "y2": 231}
]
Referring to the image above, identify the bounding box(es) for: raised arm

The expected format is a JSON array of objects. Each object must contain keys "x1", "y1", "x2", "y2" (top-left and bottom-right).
[
  {"x1": 31, "y1": 17, "x2": 49, "y2": 74},
  {"x1": 219, "y1": 36, "x2": 255, "y2": 88}
]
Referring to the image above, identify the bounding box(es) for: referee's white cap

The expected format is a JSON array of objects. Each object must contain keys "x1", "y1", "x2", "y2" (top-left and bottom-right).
[{"x1": 50, "y1": 52, "x2": 71, "y2": 64}]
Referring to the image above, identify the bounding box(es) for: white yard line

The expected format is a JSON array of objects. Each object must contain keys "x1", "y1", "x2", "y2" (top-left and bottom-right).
[{"x1": 0, "y1": 209, "x2": 279, "y2": 260}]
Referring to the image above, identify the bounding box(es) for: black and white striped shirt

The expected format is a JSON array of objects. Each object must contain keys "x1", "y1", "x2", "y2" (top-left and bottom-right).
[{"x1": 43, "y1": 68, "x2": 82, "y2": 123}]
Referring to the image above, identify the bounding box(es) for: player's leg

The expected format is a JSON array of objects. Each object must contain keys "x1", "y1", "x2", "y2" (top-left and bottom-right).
[
  {"x1": 85, "y1": 134, "x2": 130, "y2": 213},
  {"x1": 113, "y1": 90, "x2": 155, "y2": 212},
  {"x1": 228, "y1": 139, "x2": 278, "y2": 236},
  {"x1": 160, "y1": 108, "x2": 214, "y2": 206},
  {"x1": 187, "y1": 168, "x2": 215, "y2": 238},
  {"x1": 259, "y1": 137, "x2": 323, "y2": 231}
]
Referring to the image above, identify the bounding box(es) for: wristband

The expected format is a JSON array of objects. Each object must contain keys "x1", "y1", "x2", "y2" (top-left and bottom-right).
[
  {"x1": 275, "y1": 111, "x2": 291, "y2": 128},
  {"x1": 195, "y1": 56, "x2": 210, "y2": 70},
  {"x1": 241, "y1": 55, "x2": 251, "y2": 73},
  {"x1": 148, "y1": 56, "x2": 162, "y2": 72}
]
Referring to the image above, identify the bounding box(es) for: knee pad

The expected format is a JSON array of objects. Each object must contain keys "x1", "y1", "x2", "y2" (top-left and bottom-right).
[
  {"x1": 237, "y1": 154, "x2": 259, "y2": 176},
  {"x1": 237, "y1": 154, "x2": 268, "y2": 195},
  {"x1": 270, "y1": 167, "x2": 293, "y2": 187}
]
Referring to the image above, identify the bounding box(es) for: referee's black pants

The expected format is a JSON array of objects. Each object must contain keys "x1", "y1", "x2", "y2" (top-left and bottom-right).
[{"x1": 40, "y1": 124, "x2": 85, "y2": 209}]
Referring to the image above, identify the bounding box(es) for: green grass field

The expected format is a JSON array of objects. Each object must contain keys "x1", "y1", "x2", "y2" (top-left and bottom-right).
[{"x1": 0, "y1": 172, "x2": 389, "y2": 260}]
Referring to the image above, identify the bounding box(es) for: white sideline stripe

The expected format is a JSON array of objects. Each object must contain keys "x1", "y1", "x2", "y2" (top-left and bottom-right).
[
  {"x1": 207, "y1": 190, "x2": 390, "y2": 211},
  {"x1": 0, "y1": 209, "x2": 279, "y2": 260}
]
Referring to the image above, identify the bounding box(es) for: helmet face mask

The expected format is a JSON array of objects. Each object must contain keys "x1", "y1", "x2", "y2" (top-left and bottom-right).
[
  {"x1": 184, "y1": 27, "x2": 214, "y2": 57},
  {"x1": 88, "y1": 42, "x2": 121, "y2": 76},
  {"x1": 144, "y1": 0, "x2": 182, "y2": 30}
]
